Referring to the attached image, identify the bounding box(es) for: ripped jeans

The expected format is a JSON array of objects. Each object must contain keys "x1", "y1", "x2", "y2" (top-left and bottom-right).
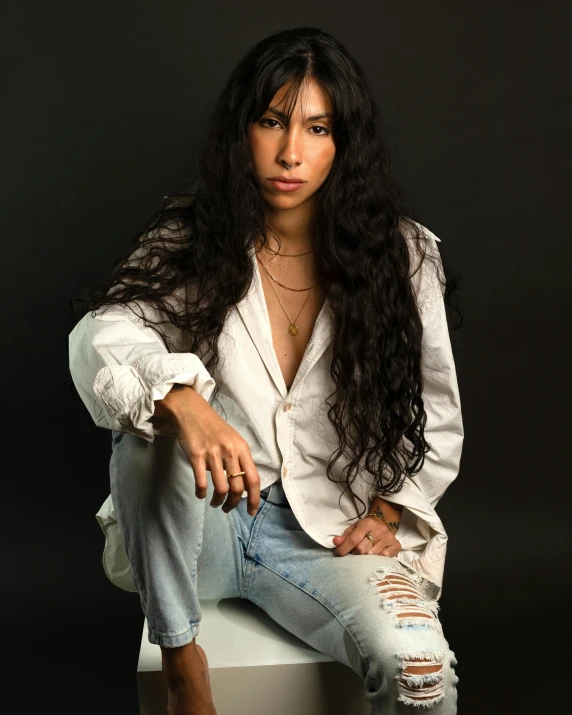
[{"x1": 110, "y1": 429, "x2": 459, "y2": 713}]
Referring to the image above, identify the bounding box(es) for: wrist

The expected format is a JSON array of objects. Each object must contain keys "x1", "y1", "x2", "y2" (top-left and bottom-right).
[
  {"x1": 153, "y1": 383, "x2": 199, "y2": 425},
  {"x1": 368, "y1": 497, "x2": 403, "y2": 533}
]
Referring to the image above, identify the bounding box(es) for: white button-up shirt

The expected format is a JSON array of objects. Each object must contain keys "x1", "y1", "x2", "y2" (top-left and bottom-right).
[{"x1": 68, "y1": 222, "x2": 463, "y2": 599}]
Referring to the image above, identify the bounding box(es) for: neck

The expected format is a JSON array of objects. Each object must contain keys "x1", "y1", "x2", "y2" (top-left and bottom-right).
[{"x1": 261, "y1": 201, "x2": 316, "y2": 254}]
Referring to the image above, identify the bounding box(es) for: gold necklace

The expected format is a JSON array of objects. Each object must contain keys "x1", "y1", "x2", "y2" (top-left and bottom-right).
[
  {"x1": 256, "y1": 257, "x2": 317, "y2": 292},
  {"x1": 264, "y1": 245, "x2": 314, "y2": 257},
  {"x1": 258, "y1": 259, "x2": 314, "y2": 336}
]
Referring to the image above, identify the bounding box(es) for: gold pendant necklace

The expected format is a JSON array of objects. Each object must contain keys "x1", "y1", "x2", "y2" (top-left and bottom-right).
[{"x1": 257, "y1": 258, "x2": 314, "y2": 336}]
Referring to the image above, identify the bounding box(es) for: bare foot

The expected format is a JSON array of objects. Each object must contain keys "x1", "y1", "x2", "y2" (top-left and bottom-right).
[
  {"x1": 195, "y1": 644, "x2": 211, "y2": 688},
  {"x1": 161, "y1": 639, "x2": 216, "y2": 715}
]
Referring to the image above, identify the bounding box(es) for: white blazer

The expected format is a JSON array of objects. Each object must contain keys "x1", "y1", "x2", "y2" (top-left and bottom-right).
[{"x1": 68, "y1": 222, "x2": 464, "y2": 600}]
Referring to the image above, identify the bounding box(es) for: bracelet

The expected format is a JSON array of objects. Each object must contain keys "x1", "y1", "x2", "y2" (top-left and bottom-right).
[{"x1": 366, "y1": 511, "x2": 398, "y2": 534}]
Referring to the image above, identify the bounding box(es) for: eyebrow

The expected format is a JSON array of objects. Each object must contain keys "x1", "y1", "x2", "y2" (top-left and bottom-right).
[{"x1": 267, "y1": 106, "x2": 333, "y2": 123}]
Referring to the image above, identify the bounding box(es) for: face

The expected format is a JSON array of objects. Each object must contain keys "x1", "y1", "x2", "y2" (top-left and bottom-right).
[{"x1": 248, "y1": 77, "x2": 336, "y2": 212}]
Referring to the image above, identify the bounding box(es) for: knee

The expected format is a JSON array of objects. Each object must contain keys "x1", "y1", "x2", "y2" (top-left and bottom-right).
[
  {"x1": 367, "y1": 645, "x2": 458, "y2": 711},
  {"x1": 366, "y1": 566, "x2": 458, "y2": 710}
]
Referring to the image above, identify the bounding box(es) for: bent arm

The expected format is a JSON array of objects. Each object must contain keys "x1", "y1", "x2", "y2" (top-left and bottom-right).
[{"x1": 68, "y1": 305, "x2": 216, "y2": 441}]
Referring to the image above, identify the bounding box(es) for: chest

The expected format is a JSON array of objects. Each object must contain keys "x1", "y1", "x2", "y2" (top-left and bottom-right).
[{"x1": 260, "y1": 276, "x2": 329, "y2": 388}]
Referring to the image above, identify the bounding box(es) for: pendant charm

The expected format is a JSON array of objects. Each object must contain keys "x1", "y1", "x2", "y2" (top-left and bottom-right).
[{"x1": 288, "y1": 323, "x2": 299, "y2": 336}]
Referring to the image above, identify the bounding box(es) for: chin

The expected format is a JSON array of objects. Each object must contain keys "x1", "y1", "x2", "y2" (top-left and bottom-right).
[{"x1": 267, "y1": 196, "x2": 305, "y2": 210}]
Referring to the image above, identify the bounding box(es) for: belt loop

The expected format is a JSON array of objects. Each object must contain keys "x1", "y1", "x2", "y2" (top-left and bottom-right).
[{"x1": 267, "y1": 482, "x2": 276, "y2": 502}]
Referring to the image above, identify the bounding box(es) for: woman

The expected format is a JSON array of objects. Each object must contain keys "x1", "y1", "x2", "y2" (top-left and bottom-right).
[{"x1": 69, "y1": 26, "x2": 463, "y2": 715}]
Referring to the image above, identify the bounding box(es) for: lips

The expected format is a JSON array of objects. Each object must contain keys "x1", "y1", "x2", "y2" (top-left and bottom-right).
[
  {"x1": 267, "y1": 179, "x2": 305, "y2": 192},
  {"x1": 267, "y1": 176, "x2": 306, "y2": 183}
]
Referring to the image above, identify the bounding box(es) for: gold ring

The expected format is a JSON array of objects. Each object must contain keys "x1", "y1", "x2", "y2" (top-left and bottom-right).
[
  {"x1": 366, "y1": 533, "x2": 377, "y2": 546},
  {"x1": 225, "y1": 470, "x2": 246, "y2": 479}
]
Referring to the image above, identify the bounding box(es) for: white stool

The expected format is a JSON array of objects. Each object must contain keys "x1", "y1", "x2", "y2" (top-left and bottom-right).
[{"x1": 137, "y1": 598, "x2": 370, "y2": 715}]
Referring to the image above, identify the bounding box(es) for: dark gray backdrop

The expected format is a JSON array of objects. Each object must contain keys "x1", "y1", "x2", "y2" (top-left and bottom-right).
[{"x1": 3, "y1": 2, "x2": 570, "y2": 713}]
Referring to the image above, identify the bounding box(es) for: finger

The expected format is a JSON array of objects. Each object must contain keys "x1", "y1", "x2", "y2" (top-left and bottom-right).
[
  {"x1": 184, "y1": 443, "x2": 209, "y2": 499},
  {"x1": 210, "y1": 444, "x2": 237, "y2": 507},
  {"x1": 334, "y1": 523, "x2": 366, "y2": 556},
  {"x1": 332, "y1": 524, "x2": 354, "y2": 545},
  {"x1": 337, "y1": 519, "x2": 392, "y2": 556},
  {"x1": 238, "y1": 448, "x2": 261, "y2": 516},
  {"x1": 380, "y1": 539, "x2": 402, "y2": 557},
  {"x1": 350, "y1": 537, "x2": 376, "y2": 555},
  {"x1": 220, "y1": 447, "x2": 246, "y2": 513},
  {"x1": 362, "y1": 532, "x2": 400, "y2": 557},
  {"x1": 207, "y1": 449, "x2": 230, "y2": 507},
  {"x1": 221, "y1": 472, "x2": 245, "y2": 514},
  {"x1": 366, "y1": 527, "x2": 396, "y2": 554},
  {"x1": 332, "y1": 525, "x2": 356, "y2": 552}
]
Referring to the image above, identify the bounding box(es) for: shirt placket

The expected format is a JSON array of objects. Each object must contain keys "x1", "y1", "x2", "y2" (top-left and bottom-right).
[{"x1": 275, "y1": 336, "x2": 327, "y2": 485}]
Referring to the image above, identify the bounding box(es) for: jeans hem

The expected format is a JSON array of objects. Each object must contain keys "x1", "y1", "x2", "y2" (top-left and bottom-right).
[{"x1": 147, "y1": 622, "x2": 200, "y2": 648}]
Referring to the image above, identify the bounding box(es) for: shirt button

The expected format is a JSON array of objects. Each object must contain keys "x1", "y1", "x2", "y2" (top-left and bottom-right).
[
  {"x1": 283, "y1": 402, "x2": 292, "y2": 411},
  {"x1": 283, "y1": 467, "x2": 288, "y2": 476}
]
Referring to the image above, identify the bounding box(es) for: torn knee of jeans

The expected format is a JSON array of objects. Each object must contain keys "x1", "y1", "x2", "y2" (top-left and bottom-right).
[
  {"x1": 369, "y1": 569, "x2": 442, "y2": 631},
  {"x1": 396, "y1": 650, "x2": 447, "y2": 708}
]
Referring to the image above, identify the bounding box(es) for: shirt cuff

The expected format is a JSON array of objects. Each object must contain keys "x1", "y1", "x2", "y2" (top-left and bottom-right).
[{"x1": 93, "y1": 352, "x2": 216, "y2": 441}]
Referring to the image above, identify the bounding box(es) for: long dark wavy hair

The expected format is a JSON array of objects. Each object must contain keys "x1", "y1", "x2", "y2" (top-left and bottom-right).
[{"x1": 71, "y1": 26, "x2": 461, "y2": 520}]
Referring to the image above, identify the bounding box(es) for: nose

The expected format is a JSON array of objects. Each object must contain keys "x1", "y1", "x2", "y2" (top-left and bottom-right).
[{"x1": 277, "y1": 126, "x2": 302, "y2": 169}]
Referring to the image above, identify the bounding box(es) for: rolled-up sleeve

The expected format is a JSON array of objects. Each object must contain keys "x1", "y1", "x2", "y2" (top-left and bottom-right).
[{"x1": 68, "y1": 305, "x2": 216, "y2": 441}]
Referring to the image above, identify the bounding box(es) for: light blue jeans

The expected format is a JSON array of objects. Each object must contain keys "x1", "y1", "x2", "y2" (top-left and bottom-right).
[{"x1": 110, "y1": 429, "x2": 458, "y2": 713}]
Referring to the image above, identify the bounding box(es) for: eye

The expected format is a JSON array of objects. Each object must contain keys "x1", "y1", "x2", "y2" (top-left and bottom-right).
[
  {"x1": 310, "y1": 126, "x2": 330, "y2": 136},
  {"x1": 260, "y1": 118, "x2": 282, "y2": 128},
  {"x1": 259, "y1": 118, "x2": 330, "y2": 136}
]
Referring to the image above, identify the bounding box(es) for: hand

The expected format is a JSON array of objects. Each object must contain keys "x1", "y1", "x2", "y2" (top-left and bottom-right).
[
  {"x1": 152, "y1": 384, "x2": 261, "y2": 516},
  {"x1": 333, "y1": 517, "x2": 401, "y2": 557}
]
